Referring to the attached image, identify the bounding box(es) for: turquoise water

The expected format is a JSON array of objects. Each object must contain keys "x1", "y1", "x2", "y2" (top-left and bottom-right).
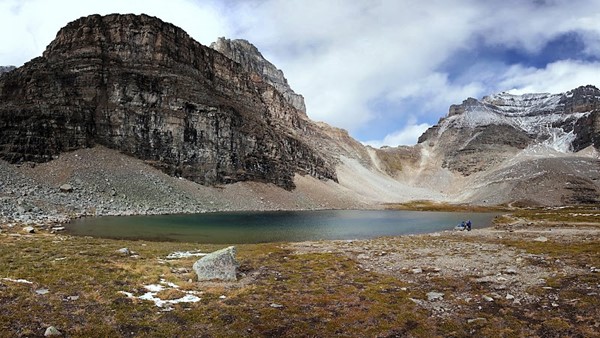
[{"x1": 66, "y1": 210, "x2": 498, "y2": 244}]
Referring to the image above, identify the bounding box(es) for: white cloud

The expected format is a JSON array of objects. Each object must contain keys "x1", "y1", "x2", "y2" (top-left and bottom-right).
[
  {"x1": 364, "y1": 120, "x2": 431, "y2": 148},
  {"x1": 500, "y1": 60, "x2": 600, "y2": 95}
]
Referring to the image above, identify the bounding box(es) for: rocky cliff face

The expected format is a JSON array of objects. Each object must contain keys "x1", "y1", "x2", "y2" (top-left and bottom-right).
[
  {"x1": 0, "y1": 14, "x2": 335, "y2": 190},
  {"x1": 417, "y1": 85, "x2": 600, "y2": 175},
  {"x1": 210, "y1": 37, "x2": 306, "y2": 113}
]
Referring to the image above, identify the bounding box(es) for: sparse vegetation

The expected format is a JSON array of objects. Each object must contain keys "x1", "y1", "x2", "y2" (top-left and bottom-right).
[{"x1": 1, "y1": 206, "x2": 599, "y2": 336}]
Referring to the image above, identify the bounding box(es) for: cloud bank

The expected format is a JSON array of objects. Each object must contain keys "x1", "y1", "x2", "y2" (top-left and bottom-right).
[{"x1": 1, "y1": 0, "x2": 599, "y2": 147}]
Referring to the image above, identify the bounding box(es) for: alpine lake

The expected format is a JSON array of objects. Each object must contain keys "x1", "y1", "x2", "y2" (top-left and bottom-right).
[{"x1": 66, "y1": 210, "x2": 499, "y2": 244}]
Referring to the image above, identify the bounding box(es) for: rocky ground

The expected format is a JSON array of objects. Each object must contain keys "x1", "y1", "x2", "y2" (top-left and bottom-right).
[
  {"x1": 291, "y1": 224, "x2": 600, "y2": 330},
  {"x1": 0, "y1": 208, "x2": 598, "y2": 337},
  {"x1": 0, "y1": 146, "x2": 370, "y2": 228}
]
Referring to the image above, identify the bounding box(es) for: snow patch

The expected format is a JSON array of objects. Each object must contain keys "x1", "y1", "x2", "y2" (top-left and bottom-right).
[
  {"x1": 2, "y1": 278, "x2": 34, "y2": 284},
  {"x1": 120, "y1": 279, "x2": 201, "y2": 311},
  {"x1": 165, "y1": 251, "x2": 208, "y2": 259}
]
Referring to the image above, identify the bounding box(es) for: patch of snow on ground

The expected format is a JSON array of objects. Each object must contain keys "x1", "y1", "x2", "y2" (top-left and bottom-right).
[
  {"x1": 165, "y1": 251, "x2": 207, "y2": 259},
  {"x1": 120, "y1": 279, "x2": 201, "y2": 311},
  {"x1": 2, "y1": 278, "x2": 33, "y2": 284}
]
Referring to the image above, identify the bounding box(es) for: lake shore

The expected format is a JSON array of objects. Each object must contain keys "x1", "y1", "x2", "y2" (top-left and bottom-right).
[{"x1": 1, "y1": 207, "x2": 598, "y2": 336}]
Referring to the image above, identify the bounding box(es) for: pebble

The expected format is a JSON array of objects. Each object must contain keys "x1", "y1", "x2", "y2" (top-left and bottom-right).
[
  {"x1": 36, "y1": 288, "x2": 49, "y2": 295},
  {"x1": 533, "y1": 236, "x2": 548, "y2": 242},
  {"x1": 482, "y1": 295, "x2": 494, "y2": 302},
  {"x1": 270, "y1": 303, "x2": 284, "y2": 308},
  {"x1": 506, "y1": 293, "x2": 515, "y2": 300}
]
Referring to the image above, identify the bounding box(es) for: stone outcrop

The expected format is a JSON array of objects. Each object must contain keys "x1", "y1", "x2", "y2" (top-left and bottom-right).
[
  {"x1": 0, "y1": 14, "x2": 336, "y2": 190},
  {"x1": 193, "y1": 246, "x2": 238, "y2": 281},
  {"x1": 210, "y1": 37, "x2": 306, "y2": 113}
]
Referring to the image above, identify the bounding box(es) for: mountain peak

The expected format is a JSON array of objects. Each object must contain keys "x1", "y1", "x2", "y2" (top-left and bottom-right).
[{"x1": 210, "y1": 37, "x2": 307, "y2": 113}]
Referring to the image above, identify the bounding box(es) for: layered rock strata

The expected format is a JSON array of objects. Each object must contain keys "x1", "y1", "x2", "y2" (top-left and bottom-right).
[{"x1": 0, "y1": 14, "x2": 336, "y2": 189}]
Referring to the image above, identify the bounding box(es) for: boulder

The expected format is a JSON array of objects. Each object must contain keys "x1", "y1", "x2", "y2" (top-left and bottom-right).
[{"x1": 193, "y1": 246, "x2": 239, "y2": 281}]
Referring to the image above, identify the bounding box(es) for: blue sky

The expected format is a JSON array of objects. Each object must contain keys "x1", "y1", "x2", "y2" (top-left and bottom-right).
[{"x1": 1, "y1": 0, "x2": 599, "y2": 147}]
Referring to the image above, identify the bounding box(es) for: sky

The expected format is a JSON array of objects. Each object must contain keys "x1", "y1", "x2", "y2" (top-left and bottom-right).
[{"x1": 1, "y1": 0, "x2": 600, "y2": 147}]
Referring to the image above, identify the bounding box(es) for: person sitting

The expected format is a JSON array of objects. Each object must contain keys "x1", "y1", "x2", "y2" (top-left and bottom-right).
[{"x1": 466, "y1": 220, "x2": 472, "y2": 231}]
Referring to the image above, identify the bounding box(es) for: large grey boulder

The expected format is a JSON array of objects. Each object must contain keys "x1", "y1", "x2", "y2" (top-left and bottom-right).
[{"x1": 193, "y1": 246, "x2": 239, "y2": 281}]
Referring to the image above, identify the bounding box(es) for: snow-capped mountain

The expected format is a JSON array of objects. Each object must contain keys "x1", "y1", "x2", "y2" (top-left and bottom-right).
[
  {"x1": 395, "y1": 85, "x2": 600, "y2": 205},
  {"x1": 436, "y1": 86, "x2": 598, "y2": 151},
  {"x1": 417, "y1": 85, "x2": 599, "y2": 175}
]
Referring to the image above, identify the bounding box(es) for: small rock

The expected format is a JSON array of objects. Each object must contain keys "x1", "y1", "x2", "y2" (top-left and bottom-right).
[
  {"x1": 506, "y1": 293, "x2": 515, "y2": 300},
  {"x1": 67, "y1": 295, "x2": 79, "y2": 301},
  {"x1": 59, "y1": 184, "x2": 73, "y2": 193},
  {"x1": 270, "y1": 303, "x2": 284, "y2": 308},
  {"x1": 482, "y1": 295, "x2": 494, "y2": 302},
  {"x1": 533, "y1": 236, "x2": 548, "y2": 242},
  {"x1": 51, "y1": 227, "x2": 65, "y2": 232},
  {"x1": 552, "y1": 302, "x2": 559, "y2": 307},
  {"x1": 427, "y1": 292, "x2": 444, "y2": 301},
  {"x1": 44, "y1": 326, "x2": 62, "y2": 336},
  {"x1": 22, "y1": 226, "x2": 35, "y2": 234},
  {"x1": 36, "y1": 288, "x2": 49, "y2": 295},
  {"x1": 504, "y1": 268, "x2": 517, "y2": 275},
  {"x1": 116, "y1": 248, "x2": 131, "y2": 256},
  {"x1": 411, "y1": 268, "x2": 423, "y2": 274}
]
